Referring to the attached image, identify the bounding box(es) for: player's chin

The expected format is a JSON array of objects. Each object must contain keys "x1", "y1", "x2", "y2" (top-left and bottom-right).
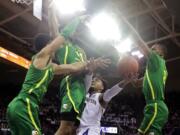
[{"x1": 90, "y1": 85, "x2": 95, "y2": 89}]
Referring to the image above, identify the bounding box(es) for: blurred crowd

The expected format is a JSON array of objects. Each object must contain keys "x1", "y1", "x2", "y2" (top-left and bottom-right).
[{"x1": 0, "y1": 90, "x2": 180, "y2": 135}]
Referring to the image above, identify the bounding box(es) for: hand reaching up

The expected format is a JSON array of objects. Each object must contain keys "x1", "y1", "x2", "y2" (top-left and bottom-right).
[{"x1": 87, "y1": 57, "x2": 111, "y2": 73}]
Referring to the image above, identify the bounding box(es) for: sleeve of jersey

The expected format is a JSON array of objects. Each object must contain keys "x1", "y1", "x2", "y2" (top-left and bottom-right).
[
  {"x1": 84, "y1": 73, "x2": 93, "y2": 93},
  {"x1": 147, "y1": 51, "x2": 160, "y2": 72},
  {"x1": 103, "y1": 84, "x2": 123, "y2": 102},
  {"x1": 61, "y1": 17, "x2": 81, "y2": 39}
]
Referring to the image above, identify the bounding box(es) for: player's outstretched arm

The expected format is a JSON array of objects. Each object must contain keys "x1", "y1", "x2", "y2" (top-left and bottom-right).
[
  {"x1": 47, "y1": 0, "x2": 59, "y2": 38},
  {"x1": 61, "y1": 15, "x2": 90, "y2": 39},
  {"x1": 131, "y1": 77, "x2": 143, "y2": 88},
  {"x1": 53, "y1": 57, "x2": 111, "y2": 75},
  {"x1": 87, "y1": 57, "x2": 111, "y2": 73},
  {"x1": 99, "y1": 74, "x2": 136, "y2": 108},
  {"x1": 52, "y1": 61, "x2": 88, "y2": 75},
  {"x1": 130, "y1": 26, "x2": 151, "y2": 57},
  {"x1": 136, "y1": 40, "x2": 151, "y2": 58},
  {"x1": 118, "y1": 14, "x2": 151, "y2": 57},
  {"x1": 36, "y1": 36, "x2": 64, "y2": 58},
  {"x1": 33, "y1": 35, "x2": 65, "y2": 69}
]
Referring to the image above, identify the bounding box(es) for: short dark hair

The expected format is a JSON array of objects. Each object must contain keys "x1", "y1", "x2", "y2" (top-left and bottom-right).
[
  {"x1": 95, "y1": 75, "x2": 108, "y2": 92},
  {"x1": 34, "y1": 33, "x2": 51, "y2": 52},
  {"x1": 153, "y1": 43, "x2": 167, "y2": 57}
]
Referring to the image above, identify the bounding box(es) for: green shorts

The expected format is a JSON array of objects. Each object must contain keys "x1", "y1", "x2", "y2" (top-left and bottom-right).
[
  {"x1": 6, "y1": 96, "x2": 42, "y2": 135},
  {"x1": 56, "y1": 43, "x2": 87, "y2": 122},
  {"x1": 138, "y1": 101, "x2": 169, "y2": 135},
  {"x1": 60, "y1": 76, "x2": 86, "y2": 121}
]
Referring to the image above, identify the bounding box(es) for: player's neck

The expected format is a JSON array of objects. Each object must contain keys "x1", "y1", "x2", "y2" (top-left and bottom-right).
[{"x1": 89, "y1": 89, "x2": 98, "y2": 95}]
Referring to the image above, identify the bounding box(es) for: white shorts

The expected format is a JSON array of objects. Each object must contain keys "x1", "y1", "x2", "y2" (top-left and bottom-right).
[{"x1": 76, "y1": 126, "x2": 100, "y2": 135}]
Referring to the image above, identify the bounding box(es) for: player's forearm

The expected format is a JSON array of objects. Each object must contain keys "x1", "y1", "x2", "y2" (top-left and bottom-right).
[
  {"x1": 36, "y1": 35, "x2": 64, "y2": 58},
  {"x1": 132, "y1": 30, "x2": 150, "y2": 56},
  {"x1": 102, "y1": 79, "x2": 131, "y2": 103},
  {"x1": 54, "y1": 61, "x2": 88, "y2": 75},
  {"x1": 69, "y1": 61, "x2": 88, "y2": 73},
  {"x1": 134, "y1": 77, "x2": 143, "y2": 88},
  {"x1": 61, "y1": 17, "x2": 81, "y2": 39},
  {"x1": 102, "y1": 84, "x2": 123, "y2": 103},
  {"x1": 137, "y1": 40, "x2": 151, "y2": 57},
  {"x1": 48, "y1": 5, "x2": 59, "y2": 38},
  {"x1": 118, "y1": 80, "x2": 129, "y2": 88},
  {"x1": 46, "y1": 35, "x2": 65, "y2": 54},
  {"x1": 119, "y1": 14, "x2": 150, "y2": 56}
]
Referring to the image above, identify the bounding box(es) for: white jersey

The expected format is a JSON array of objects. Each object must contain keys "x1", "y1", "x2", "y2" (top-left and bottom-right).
[
  {"x1": 77, "y1": 93, "x2": 105, "y2": 135},
  {"x1": 77, "y1": 74, "x2": 122, "y2": 135},
  {"x1": 80, "y1": 93, "x2": 105, "y2": 127}
]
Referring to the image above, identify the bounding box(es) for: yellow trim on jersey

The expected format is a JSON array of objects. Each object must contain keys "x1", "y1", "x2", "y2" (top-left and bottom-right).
[
  {"x1": 144, "y1": 103, "x2": 158, "y2": 133},
  {"x1": 163, "y1": 70, "x2": 167, "y2": 85},
  {"x1": 26, "y1": 98, "x2": 40, "y2": 133},
  {"x1": 28, "y1": 69, "x2": 49, "y2": 93},
  {"x1": 162, "y1": 70, "x2": 167, "y2": 99},
  {"x1": 146, "y1": 70, "x2": 155, "y2": 100},
  {"x1": 66, "y1": 76, "x2": 79, "y2": 114},
  {"x1": 76, "y1": 116, "x2": 81, "y2": 121},
  {"x1": 75, "y1": 51, "x2": 81, "y2": 62},
  {"x1": 79, "y1": 53, "x2": 84, "y2": 62},
  {"x1": 138, "y1": 129, "x2": 144, "y2": 134},
  {"x1": 75, "y1": 51, "x2": 84, "y2": 62},
  {"x1": 138, "y1": 103, "x2": 158, "y2": 134},
  {"x1": 64, "y1": 46, "x2": 69, "y2": 64},
  {"x1": 63, "y1": 46, "x2": 79, "y2": 114}
]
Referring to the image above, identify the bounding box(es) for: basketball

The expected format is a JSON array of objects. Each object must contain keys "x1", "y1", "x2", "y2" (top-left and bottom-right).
[{"x1": 117, "y1": 56, "x2": 139, "y2": 77}]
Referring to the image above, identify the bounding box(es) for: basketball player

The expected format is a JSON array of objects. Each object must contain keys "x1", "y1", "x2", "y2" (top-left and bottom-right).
[
  {"x1": 117, "y1": 14, "x2": 169, "y2": 135},
  {"x1": 133, "y1": 43, "x2": 169, "y2": 135},
  {"x1": 76, "y1": 75, "x2": 134, "y2": 135},
  {"x1": 48, "y1": 7, "x2": 95, "y2": 135},
  {"x1": 47, "y1": 2, "x2": 111, "y2": 134},
  {"x1": 6, "y1": 32, "x2": 108, "y2": 135},
  {"x1": 54, "y1": 19, "x2": 107, "y2": 135}
]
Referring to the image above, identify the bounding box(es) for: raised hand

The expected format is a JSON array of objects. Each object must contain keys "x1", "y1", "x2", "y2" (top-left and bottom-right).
[
  {"x1": 118, "y1": 73, "x2": 139, "y2": 88},
  {"x1": 131, "y1": 76, "x2": 143, "y2": 88},
  {"x1": 125, "y1": 72, "x2": 138, "y2": 83},
  {"x1": 87, "y1": 57, "x2": 111, "y2": 73},
  {"x1": 79, "y1": 15, "x2": 91, "y2": 23}
]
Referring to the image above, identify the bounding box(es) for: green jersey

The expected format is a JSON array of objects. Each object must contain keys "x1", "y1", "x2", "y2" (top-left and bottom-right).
[
  {"x1": 56, "y1": 42, "x2": 87, "y2": 87},
  {"x1": 55, "y1": 16, "x2": 87, "y2": 117},
  {"x1": 19, "y1": 62, "x2": 54, "y2": 104},
  {"x1": 56, "y1": 16, "x2": 86, "y2": 64},
  {"x1": 56, "y1": 43, "x2": 86, "y2": 64},
  {"x1": 143, "y1": 51, "x2": 168, "y2": 102}
]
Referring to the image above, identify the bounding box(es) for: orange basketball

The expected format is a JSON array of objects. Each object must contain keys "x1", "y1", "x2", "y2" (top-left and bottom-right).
[{"x1": 117, "y1": 56, "x2": 139, "y2": 77}]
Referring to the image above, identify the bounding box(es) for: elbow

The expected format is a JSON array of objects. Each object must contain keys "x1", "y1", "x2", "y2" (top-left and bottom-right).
[
  {"x1": 58, "y1": 36, "x2": 65, "y2": 45},
  {"x1": 58, "y1": 35, "x2": 65, "y2": 42}
]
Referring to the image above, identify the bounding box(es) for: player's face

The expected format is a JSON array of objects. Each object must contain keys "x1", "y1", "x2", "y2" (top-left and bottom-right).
[
  {"x1": 91, "y1": 77, "x2": 104, "y2": 92},
  {"x1": 151, "y1": 45, "x2": 165, "y2": 58}
]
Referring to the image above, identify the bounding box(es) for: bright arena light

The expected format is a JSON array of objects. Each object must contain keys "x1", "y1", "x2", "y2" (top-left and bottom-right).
[
  {"x1": 86, "y1": 12, "x2": 121, "y2": 41},
  {"x1": 131, "y1": 50, "x2": 144, "y2": 58},
  {"x1": 54, "y1": 0, "x2": 86, "y2": 15},
  {"x1": 114, "y1": 38, "x2": 133, "y2": 53}
]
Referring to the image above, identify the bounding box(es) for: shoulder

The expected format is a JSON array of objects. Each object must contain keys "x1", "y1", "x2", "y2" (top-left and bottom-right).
[
  {"x1": 147, "y1": 51, "x2": 164, "y2": 64},
  {"x1": 148, "y1": 51, "x2": 157, "y2": 58},
  {"x1": 94, "y1": 93, "x2": 102, "y2": 98},
  {"x1": 90, "y1": 93, "x2": 102, "y2": 101},
  {"x1": 148, "y1": 51, "x2": 163, "y2": 60}
]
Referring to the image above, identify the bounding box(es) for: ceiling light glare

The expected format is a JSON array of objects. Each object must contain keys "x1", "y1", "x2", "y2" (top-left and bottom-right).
[
  {"x1": 114, "y1": 38, "x2": 133, "y2": 53},
  {"x1": 86, "y1": 12, "x2": 121, "y2": 41},
  {"x1": 131, "y1": 50, "x2": 144, "y2": 58},
  {"x1": 54, "y1": 0, "x2": 86, "y2": 15}
]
